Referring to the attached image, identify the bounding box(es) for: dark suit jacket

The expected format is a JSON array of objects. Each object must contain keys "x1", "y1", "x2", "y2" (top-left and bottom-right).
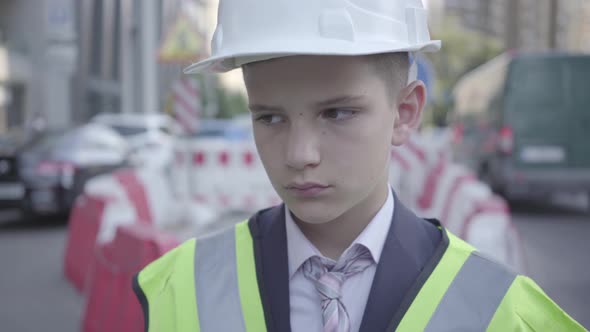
[{"x1": 247, "y1": 191, "x2": 447, "y2": 332}]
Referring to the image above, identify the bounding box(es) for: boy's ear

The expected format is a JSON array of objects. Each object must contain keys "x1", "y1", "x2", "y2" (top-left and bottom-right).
[{"x1": 391, "y1": 80, "x2": 427, "y2": 146}]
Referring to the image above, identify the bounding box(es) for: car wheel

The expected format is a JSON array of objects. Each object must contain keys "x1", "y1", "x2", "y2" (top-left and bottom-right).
[
  {"x1": 20, "y1": 206, "x2": 38, "y2": 222},
  {"x1": 478, "y1": 163, "x2": 492, "y2": 187}
]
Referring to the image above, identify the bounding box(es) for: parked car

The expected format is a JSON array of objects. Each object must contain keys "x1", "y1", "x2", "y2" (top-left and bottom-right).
[
  {"x1": 14, "y1": 124, "x2": 129, "y2": 218},
  {"x1": 0, "y1": 130, "x2": 28, "y2": 209},
  {"x1": 192, "y1": 117, "x2": 253, "y2": 140},
  {"x1": 451, "y1": 53, "x2": 590, "y2": 202},
  {"x1": 91, "y1": 113, "x2": 181, "y2": 168}
]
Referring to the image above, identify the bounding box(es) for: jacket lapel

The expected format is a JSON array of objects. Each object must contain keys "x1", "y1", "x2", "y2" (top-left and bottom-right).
[
  {"x1": 249, "y1": 205, "x2": 292, "y2": 332},
  {"x1": 248, "y1": 193, "x2": 443, "y2": 332},
  {"x1": 359, "y1": 192, "x2": 443, "y2": 332}
]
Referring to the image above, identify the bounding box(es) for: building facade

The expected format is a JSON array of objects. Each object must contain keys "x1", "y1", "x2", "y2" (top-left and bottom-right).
[
  {"x1": 445, "y1": 0, "x2": 589, "y2": 53},
  {"x1": 74, "y1": 0, "x2": 193, "y2": 122},
  {"x1": 0, "y1": 0, "x2": 77, "y2": 131}
]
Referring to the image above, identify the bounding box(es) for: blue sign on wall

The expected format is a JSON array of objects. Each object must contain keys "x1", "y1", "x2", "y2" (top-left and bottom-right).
[{"x1": 415, "y1": 54, "x2": 436, "y2": 101}]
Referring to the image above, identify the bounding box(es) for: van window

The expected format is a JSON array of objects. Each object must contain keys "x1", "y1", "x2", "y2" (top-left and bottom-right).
[{"x1": 510, "y1": 61, "x2": 564, "y2": 108}]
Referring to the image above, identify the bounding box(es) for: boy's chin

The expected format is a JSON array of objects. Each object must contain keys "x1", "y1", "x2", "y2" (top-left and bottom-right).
[{"x1": 287, "y1": 202, "x2": 344, "y2": 226}]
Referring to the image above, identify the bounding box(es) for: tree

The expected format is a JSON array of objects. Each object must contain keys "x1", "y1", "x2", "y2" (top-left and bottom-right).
[
  {"x1": 215, "y1": 87, "x2": 249, "y2": 119},
  {"x1": 425, "y1": 16, "x2": 504, "y2": 126}
]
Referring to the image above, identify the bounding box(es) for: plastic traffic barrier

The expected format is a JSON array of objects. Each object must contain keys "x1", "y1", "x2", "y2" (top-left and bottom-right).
[
  {"x1": 114, "y1": 168, "x2": 153, "y2": 222},
  {"x1": 390, "y1": 136, "x2": 434, "y2": 211},
  {"x1": 395, "y1": 134, "x2": 526, "y2": 273},
  {"x1": 114, "y1": 169, "x2": 153, "y2": 223},
  {"x1": 82, "y1": 224, "x2": 179, "y2": 332},
  {"x1": 63, "y1": 193, "x2": 112, "y2": 292},
  {"x1": 185, "y1": 139, "x2": 280, "y2": 212}
]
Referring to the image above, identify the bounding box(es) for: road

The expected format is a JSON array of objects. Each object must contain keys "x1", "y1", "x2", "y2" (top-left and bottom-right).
[
  {"x1": 0, "y1": 212, "x2": 83, "y2": 332},
  {"x1": 511, "y1": 197, "x2": 590, "y2": 329},
  {"x1": 0, "y1": 198, "x2": 588, "y2": 331}
]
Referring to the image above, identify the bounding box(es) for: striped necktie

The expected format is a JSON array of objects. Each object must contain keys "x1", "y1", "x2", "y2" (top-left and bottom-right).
[{"x1": 302, "y1": 245, "x2": 374, "y2": 332}]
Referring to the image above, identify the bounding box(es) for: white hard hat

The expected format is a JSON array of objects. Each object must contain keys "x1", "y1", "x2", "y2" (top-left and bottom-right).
[{"x1": 185, "y1": 0, "x2": 440, "y2": 74}]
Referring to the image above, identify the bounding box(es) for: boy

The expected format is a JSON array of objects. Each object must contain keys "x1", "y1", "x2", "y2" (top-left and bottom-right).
[{"x1": 133, "y1": 0, "x2": 586, "y2": 331}]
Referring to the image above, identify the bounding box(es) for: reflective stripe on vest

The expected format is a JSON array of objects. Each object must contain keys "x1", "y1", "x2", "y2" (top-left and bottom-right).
[
  {"x1": 194, "y1": 221, "x2": 267, "y2": 332},
  {"x1": 396, "y1": 232, "x2": 517, "y2": 331},
  {"x1": 424, "y1": 252, "x2": 516, "y2": 331}
]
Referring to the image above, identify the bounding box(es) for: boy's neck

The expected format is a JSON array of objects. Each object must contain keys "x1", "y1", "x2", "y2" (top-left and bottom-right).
[{"x1": 294, "y1": 182, "x2": 390, "y2": 261}]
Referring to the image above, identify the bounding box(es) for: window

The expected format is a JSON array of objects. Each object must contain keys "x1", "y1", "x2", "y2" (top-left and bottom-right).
[
  {"x1": 112, "y1": 0, "x2": 121, "y2": 80},
  {"x1": 158, "y1": 125, "x2": 172, "y2": 135},
  {"x1": 109, "y1": 125, "x2": 148, "y2": 137},
  {"x1": 90, "y1": 0, "x2": 104, "y2": 77}
]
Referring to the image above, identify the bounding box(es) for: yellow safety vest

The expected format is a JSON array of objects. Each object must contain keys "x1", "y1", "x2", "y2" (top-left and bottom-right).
[{"x1": 133, "y1": 221, "x2": 585, "y2": 332}]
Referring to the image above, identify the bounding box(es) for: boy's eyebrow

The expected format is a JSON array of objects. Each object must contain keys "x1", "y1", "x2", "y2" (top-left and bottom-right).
[
  {"x1": 248, "y1": 104, "x2": 285, "y2": 113},
  {"x1": 314, "y1": 95, "x2": 367, "y2": 108},
  {"x1": 248, "y1": 95, "x2": 366, "y2": 113}
]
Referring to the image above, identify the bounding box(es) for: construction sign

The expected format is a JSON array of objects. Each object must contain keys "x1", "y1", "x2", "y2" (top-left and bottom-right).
[{"x1": 158, "y1": 13, "x2": 205, "y2": 64}]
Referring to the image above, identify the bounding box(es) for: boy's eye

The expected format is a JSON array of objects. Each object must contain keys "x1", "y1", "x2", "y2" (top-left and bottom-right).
[
  {"x1": 255, "y1": 114, "x2": 284, "y2": 125},
  {"x1": 322, "y1": 109, "x2": 357, "y2": 121}
]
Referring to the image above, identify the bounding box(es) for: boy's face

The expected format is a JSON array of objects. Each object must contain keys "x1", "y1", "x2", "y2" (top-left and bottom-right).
[{"x1": 243, "y1": 55, "x2": 424, "y2": 225}]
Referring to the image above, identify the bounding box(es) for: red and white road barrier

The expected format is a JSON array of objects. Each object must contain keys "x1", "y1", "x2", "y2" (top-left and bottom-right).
[
  {"x1": 174, "y1": 135, "x2": 524, "y2": 272},
  {"x1": 82, "y1": 224, "x2": 179, "y2": 332},
  {"x1": 81, "y1": 166, "x2": 189, "y2": 244},
  {"x1": 64, "y1": 129, "x2": 528, "y2": 331},
  {"x1": 178, "y1": 139, "x2": 281, "y2": 213},
  {"x1": 113, "y1": 169, "x2": 153, "y2": 224},
  {"x1": 390, "y1": 134, "x2": 453, "y2": 210},
  {"x1": 397, "y1": 134, "x2": 526, "y2": 273},
  {"x1": 65, "y1": 129, "x2": 525, "y2": 300},
  {"x1": 133, "y1": 167, "x2": 186, "y2": 229},
  {"x1": 63, "y1": 193, "x2": 113, "y2": 292},
  {"x1": 64, "y1": 165, "x2": 179, "y2": 292}
]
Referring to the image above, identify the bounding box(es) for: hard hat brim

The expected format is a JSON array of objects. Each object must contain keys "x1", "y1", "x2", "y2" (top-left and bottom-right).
[{"x1": 184, "y1": 40, "x2": 441, "y2": 74}]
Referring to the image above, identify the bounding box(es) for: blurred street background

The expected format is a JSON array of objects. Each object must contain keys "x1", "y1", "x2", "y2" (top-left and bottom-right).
[{"x1": 1, "y1": 0, "x2": 589, "y2": 331}]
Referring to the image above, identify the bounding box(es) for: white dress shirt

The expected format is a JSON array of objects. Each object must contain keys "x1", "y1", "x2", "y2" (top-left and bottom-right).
[{"x1": 286, "y1": 187, "x2": 395, "y2": 332}]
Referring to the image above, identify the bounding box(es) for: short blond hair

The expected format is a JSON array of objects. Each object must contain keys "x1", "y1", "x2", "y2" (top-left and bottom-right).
[{"x1": 364, "y1": 52, "x2": 410, "y2": 99}]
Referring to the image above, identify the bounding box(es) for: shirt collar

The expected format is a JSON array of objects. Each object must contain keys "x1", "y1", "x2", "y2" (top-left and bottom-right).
[{"x1": 285, "y1": 186, "x2": 395, "y2": 279}]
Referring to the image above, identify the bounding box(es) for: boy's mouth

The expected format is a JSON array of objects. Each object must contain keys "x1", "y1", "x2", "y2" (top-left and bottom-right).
[{"x1": 285, "y1": 182, "x2": 331, "y2": 197}]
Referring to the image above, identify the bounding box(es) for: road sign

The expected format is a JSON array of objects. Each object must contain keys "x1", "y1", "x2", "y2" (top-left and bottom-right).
[
  {"x1": 45, "y1": 0, "x2": 76, "y2": 43},
  {"x1": 158, "y1": 13, "x2": 204, "y2": 64},
  {"x1": 416, "y1": 54, "x2": 436, "y2": 100}
]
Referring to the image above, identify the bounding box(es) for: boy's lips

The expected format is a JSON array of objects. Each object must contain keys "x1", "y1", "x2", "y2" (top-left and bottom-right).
[
  {"x1": 286, "y1": 182, "x2": 329, "y2": 190},
  {"x1": 285, "y1": 182, "x2": 331, "y2": 197}
]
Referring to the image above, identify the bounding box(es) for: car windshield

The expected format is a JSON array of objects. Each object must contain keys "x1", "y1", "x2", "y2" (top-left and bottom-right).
[{"x1": 108, "y1": 125, "x2": 148, "y2": 137}]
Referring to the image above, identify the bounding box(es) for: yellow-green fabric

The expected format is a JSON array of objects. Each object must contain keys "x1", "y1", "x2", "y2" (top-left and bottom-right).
[
  {"x1": 136, "y1": 239, "x2": 200, "y2": 332},
  {"x1": 134, "y1": 224, "x2": 586, "y2": 332},
  {"x1": 396, "y1": 232, "x2": 475, "y2": 331},
  {"x1": 487, "y1": 275, "x2": 587, "y2": 331},
  {"x1": 134, "y1": 220, "x2": 267, "y2": 332},
  {"x1": 398, "y1": 230, "x2": 586, "y2": 331},
  {"x1": 235, "y1": 222, "x2": 268, "y2": 332}
]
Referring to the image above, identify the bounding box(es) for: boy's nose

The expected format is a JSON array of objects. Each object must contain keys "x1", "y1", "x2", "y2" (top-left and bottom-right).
[{"x1": 285, "y1": 126, "x2": 320, "y2": 171}]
